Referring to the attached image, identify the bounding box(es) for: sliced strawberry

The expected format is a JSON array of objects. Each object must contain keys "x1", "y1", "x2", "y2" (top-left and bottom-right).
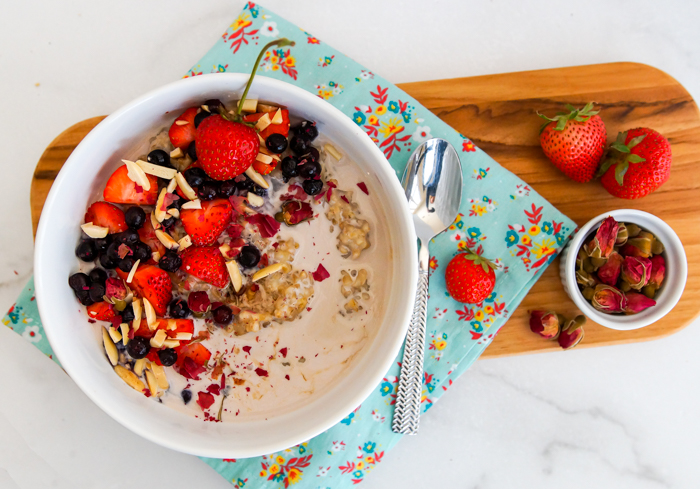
[
  {"x1": 168, "y1": 107, "x2": 198, "y2": 150},
  {"x1": 180, "y1": 246, "x2": 230, "y2": 288},
  {"x1": 253, "y1": 159, "x2": 278, "y2": 176},
  {"x1": 86, "y1": 302, "x2": 117, "y2": 321},
  {"x1": 243, "y1": 109, "x2": 290, "y2": 139},
  {"x1": 84, "y1": 202, "x2": 127, "y2": 234},
  {"x1": 180, "y1": 198, "x2": 233, "y2": 246},
  {"x1": 116, "y1": 264, "x2": 172, "y2": 316},
  {"x1": 175, "y1": 342, "x2": 212, "y2": 367},
  {"x1": 103, "y1": 165, "x2": 159, "y2": 205},
  {"x1": 137, "y1": 213, "x2": 166, "y2": 257},
  {"x1": 132, "y1": 317, "x2": 195, "y2": 339}
]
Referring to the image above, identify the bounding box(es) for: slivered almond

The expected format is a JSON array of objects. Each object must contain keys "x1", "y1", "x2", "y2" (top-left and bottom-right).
[
  {"x1": 247, "y1": 192, "x2": 264, "y2": 208},
  {"x1": 173, "y1": 332, "x2": 193, "y2": 341},
  {"x1": 150, "y1": 211, "x2": 162, "y2": 230},
  {"x1": 114, "y1": 365, "x2": 146, "y2": 393},
  {"x1": 126, "y1": 258, "x2": 140, "y2": 283},
  {"x1": 131, "y1": 298, "x2": 142, "y2": 332},
  {"x1": 152, "y1": 251, "x2": 161, "y2": 262},
  {"x1": 145, "y1": 369, "x2": 160, "y2": 397},
  {"x1": 123, "y1": 159, "x2": 151, "y2": 190},
  {"x1": 167, "y1": 208, "x2": 180, "y2": 218},
  {"x1": 167, "y1": 319, "x2": 178, "y2": 331},
  {"x1": 154, "y1": 188, "x2": 168, "y2": 222},
  {"x1": 120, "y1": 323, "x2": 130, "y2": 346},
  {"x1": 133, "y1": 358, "x2": 147, "y2": 377},
  {"x1": 136, "y1": 159, "x2": 177, "y2": 180},
  {"x1": 255, "y1": 153, "x2": 273, "y2": 164},
  {"x1": 257, "y1": 133, "x2": 265, "y2": 145},
  {"x1": 252, "y1": 263, "x2": 284, "y2": 282},
  {"x1": 255, "y1": 112, "x2": 271, "y2": 132},
  {"x1": 175, "y1": 120, "x2": 189, "y2": 126},
  {"x1": 237, "y1": 98, "x2": 258, "y2": 113},
  {"x1": 143, "y1": 298, "x2": 157, "y2": 330},
  {"x1": 271, "y1": 108, "x2": 283, "y2": 124},
  {"x1": 324, "y1": 143, "x2": 342, "y2": 160},
  {"x1": 219, "y1": 244, "x2": 231, "y2": 256},
  {"x1": 167, "y1": 177, "x2": 178, "y2": 193},
  {"x1": 150, "y1": 329, "x2": 167, "y2": 348},
  {"x1": 162, "y1": 339, "x2": 180, "y2": 349},
  {"x1": 102, "y1": 328, "x2": 119, "y2": 366},
  {"x1": 244, "y1": 166, "x2": 269, "y2": 189},
  {"x1": 181, "y1": 199, "x2": 201, "y2": 210},
  {"x1": 201, "y1": 104, "x2": 210, "y2": 113},
  {"x1": 226, "y1": 260, "x2": 243, "y2": 292},
  {"x1": 170, "y1": 147, "x2": 184, "y2": 159},
  {"x1": 108, "y1": 327, "x2": 122, "y2": 343},
  {"x1": 178, "y1": 235, "x2": 192, "y2": 251},
  {"x1": 175, "y1": 172, "x2": 197, "y2": 200},
  {"x1": 155, "y1": 229, "x2": 179, "y2": 250},
  {"x1": 257, "y1": 103, "x2": 279, "y2": 113},
  {"x1": 150, "y1": 363, "x2": 169, "y2": 390},
  {"x1": 81, "y1": 223, "x2": 109, "y2": 239}
]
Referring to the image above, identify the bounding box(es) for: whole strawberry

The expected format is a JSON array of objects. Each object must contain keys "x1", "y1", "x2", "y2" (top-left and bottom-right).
[
  {"x1": 597, "y1": 127, "x2": 671, "y2": 199},
  {"x1": 445, "y1": 250, "x2": 497, "y2": 304},
  {"x1": 538, "y1": 102, "x2": 607, "y2": 183}
]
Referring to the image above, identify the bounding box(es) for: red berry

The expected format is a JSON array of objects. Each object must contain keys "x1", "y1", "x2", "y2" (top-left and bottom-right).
[
  {"x1": 195, "y1": 114, "x2": 259, "y2": 181},
  {"x1": 180, "y1": 198, "x2": 232, "y2": 246},
  {"x1": 180, "y1": 246, "x2": 230, "y2": 288},
  {"x1": 84, "y1": 201, "x2": 128, "y2": 234},
  {"x1": 103, "y1": 165, "x2": 159, "y2": 205},
  {"x1": 116, "y1": 264, "x2": 172, "y2": 316},
  {"x1": 168, "y1": 107, "x2": 198, "y2": 151},
  {"x1": 86, "y1": 302, "x2": 117, "y2": 321},
  {"x1": 445, "y1": 251, "x2": 497, "y2": 304}
]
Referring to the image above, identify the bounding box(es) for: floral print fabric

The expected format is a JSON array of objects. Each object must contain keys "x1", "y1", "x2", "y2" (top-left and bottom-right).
[{"x1": 5, "y1": 3, "x2": 576, "y2": 487}]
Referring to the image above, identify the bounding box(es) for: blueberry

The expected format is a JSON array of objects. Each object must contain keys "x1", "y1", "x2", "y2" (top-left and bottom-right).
[
  {"x1": 105, "y1": 241, "x2": 122, "y2": 261},
  {"x1": 169, "y1": 298, "x2": 190, "y2": 319},
  {"x1": 118, "y1": 257, "x2": 136, "y2": 273},
  {"x1": 212, "y1": 305, "x2": 233, "y2": 326},
  {"x1": 159, "y1": 251, "x2": 182, "y2": 272},
  {"x1": 250, "y1": 184, "x2": 267, "y2": 197},
  {"x1": 194, "y1": 111, "x2": 211, "y2": 129},
  {"x1": 115, "y1": 230, "x2": 139, "y2": 246},
  {"x1": 290, "y1": 136, "x2": 309, "y2": 155},
  {"x1": 302, "y1": 179, "x2": 324, "y2": 196},
  {"x1": 133, "y1": 241, "x2": 152, "y2": 261},
  {"x1": 99, "y1": 253, "x2": 118, "y2": 270},
  {"x1": 187, "y1": 141, "x2": 197, "y2": 162},
  {"x1": 126, "y1": 336, "x2": 150, "y2": 359},
  {"x1": 237, "y1": 245, "x2": 260, "y2": 268},
  {"x1": 298, "y1": 160, "x2": 321, "y2": 179},
  {"x1": 88, "y1": 282, "x2": 105, "y2": 303},
  {"x1": 181, "y1": 389, "x2": 192, "y2": 405},
  {"x1": 167, "y1": 195, "x2": 184, "y2": 211},
  {"x1": 265, "y1": 133, "x2": 288, "y2": 154},
  {"x1": 75, "y1": 289, "x2": 94, "y2": 306},
  {"x1": 93, "y1": 236, "x2": 111, "y2": 254},
  {"x1": 161, "y1": 216, "x2": 177, "y2": 228},
  {"x1": 147, "y1": 149, "x2": 171, "y2": 168},
  {"x1": 184, "y1": 167, "x2": 206, "y2": 188},
  {"x1": 281, "y1": 156, "x2": 299, "y2": 179},
  {"x1": 218, "y1": 180, "x2": 236, "y2": 198},
  {"x1": 88, "y1": 268, "x2": 108, "y2": 286},
  {"x1": 157, "y1": 348, "x2": 178, "y2": 367},
  {"x1": 235, "y1": 177, "x2": 254, "y2": 192},
  {"x1": 124, "y1": 207, "x2": 146, "y2": 230},
  {"x1": 203, "y1": 99, "x2": 224, "y2": 114},
  {"x1": 76, "y1": 240, "x2": 97, "y2": 262},
  {"x1": 198, "y1": 181, "x2": 218, "y2": 201},
  {"x1": 293, "y1": 120, "x2": 318, "y2": 141},
  {"x1": 120, "y1": 303, "x2": 135, "y2": 323},
  {"x1": 69, "y1": 273, "x2": 91, "y2": 292},
  {"x1": 303, "y1": 146, "x2": 320, "y2": 164}
]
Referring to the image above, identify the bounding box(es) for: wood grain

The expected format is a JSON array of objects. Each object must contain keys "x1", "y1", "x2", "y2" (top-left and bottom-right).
[{"x1": 30, "y1": 62, "x2": 700, "y2": 358}]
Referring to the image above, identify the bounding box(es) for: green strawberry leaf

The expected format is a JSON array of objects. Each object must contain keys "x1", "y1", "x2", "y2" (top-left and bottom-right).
[
  {"x1": 611, "y1": 142, "x2": 630, "y2": 153},
  {"x1": 627, "y1": 134, "x2": 646, "y2": 149},
  {"x1": 555, "y1": 117, "x2": 568, "y2": 131},
  {"x1": 628, "y1": 154, "x2": 646, "y2": 163},
  {"x1": 614, "y1": 161, "x2": 629, "y2": 186},
  {"x1": 596, "y1": 156, "x2": 616, "y2": 178}
]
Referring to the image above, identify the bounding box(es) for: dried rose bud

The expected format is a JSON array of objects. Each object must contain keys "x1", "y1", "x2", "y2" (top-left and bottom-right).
[
  {"x1": 651, "y1": 237, "x2": 664, "y2": 255},
  {"x1": 621, "y1": 256, "x2": 652, "y2": 290},
  {"x1": 621, "y1": 232, "x2": 653, "y2": 258},
  {"x1": 275, "y1": 201, "x2": 314, "y2": 226},
  {"x1": 648, "y1": 255, "x2": 665, "y2": 287},
  {"x1": 582, "y1": 287, "x2": 595, "y2": 301},
  {"x1": 529, "y1": 310, "x2": 563, "y2": 339},
  {"x1": 576, "y1": 269, "x2": 597, "y2": 288},
  {"x1": 188, "y1": 291, "x2": 211, "y2": 315},
  {"x1": 576, "y1": 247, "x2": 589, "y2": 270},
  {"x1": 619, "y1": 280, "x2": 632, "y2": 292},
  {"x1": 105, "y1": 277, "x2": 127, "y2": 301},
  {"x1": 642, "y1": 284, "x2": 657, "y2": 299},
  {"x1": 597, "y1": 252, "x2": 624, "y2": 286},
  {"x1": 625, "y1": 223, "x2": 641, "y2": 238},
  {"x1": 590, "y1": 256, "x2": 608, "y2": 270},
  {"x1": 588, "y1": 216, "x2": 618, "y2": 259},
  {"x1": 592, "y1": 284, "x2": 628, "y2": 313},
  {"x1": 615, "y1": 223, "x2": 629, "y2": 246},
  {"x1": 625, "y1": 291, "x2": 657, "y2": 314},
  {"x1": 558, "y1": 315, "x2": 586, "y2": 350}
]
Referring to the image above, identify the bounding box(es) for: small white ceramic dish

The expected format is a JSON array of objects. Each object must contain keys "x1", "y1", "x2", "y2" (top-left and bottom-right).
[
  {"x1": 560, "y1": 209, "x2": 687, "y2": 330},
  {"x1": 34, "y1": 73, "x2": 417, "y2": 458}
]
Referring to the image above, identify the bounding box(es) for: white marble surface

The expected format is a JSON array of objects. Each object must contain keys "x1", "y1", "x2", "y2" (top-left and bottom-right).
[{"x1": 2, "y1": 0, "x2": 699, "y2": 487}]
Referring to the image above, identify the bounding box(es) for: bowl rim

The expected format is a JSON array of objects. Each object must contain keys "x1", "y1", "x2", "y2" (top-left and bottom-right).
[
  {"x1": 564, "y1": 209, "x2": 687, "y2": 330},
  {"x1": 34, "y1": 73, "x2": 417, "y2": 457}
]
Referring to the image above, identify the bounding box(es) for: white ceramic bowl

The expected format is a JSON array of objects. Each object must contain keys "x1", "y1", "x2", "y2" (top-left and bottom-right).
[
  {"x1": 34, "y1": 74, "x2": 417, "y2": 458},
  {"x1": 560, "y1": 209, "x2": 687, "y2": 330}
]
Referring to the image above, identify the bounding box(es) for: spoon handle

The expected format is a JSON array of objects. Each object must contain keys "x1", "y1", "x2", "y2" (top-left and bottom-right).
[{"x1": 392, "y1": 266, "x2": 429, "y2": 434}]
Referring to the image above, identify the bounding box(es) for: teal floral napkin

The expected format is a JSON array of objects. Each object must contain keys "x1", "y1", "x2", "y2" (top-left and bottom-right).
[{"x1": 5, "y1": 2, "x2": 576, "y2": 487}]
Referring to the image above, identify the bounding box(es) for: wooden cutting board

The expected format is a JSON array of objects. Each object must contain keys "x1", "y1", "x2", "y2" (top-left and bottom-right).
[{"x1": 31, "y1": 62, "x2": 700, "y2": 358}]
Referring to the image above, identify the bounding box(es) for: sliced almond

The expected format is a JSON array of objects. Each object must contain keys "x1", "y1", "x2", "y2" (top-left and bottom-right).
[
  {"x1": 219, "y1": 243, "x2": 231, "y2": 257},
  {"x1": 167, "y1": 177, "x2": 178, "y2": 193},
  {"x1": 131, "y1": 298, "x2": 142, "y2": 332},
  {"x1": 108, "y1": 327, "x2": 122, "y2": 343},
  {"x1": 237, "y1": 98, "x2": 258, "y2": 113},
  {"x1": 166, "y1": 319, "x2": 178, "y2": 331},
  {"x1": 254, "y1": 112, "x2": 271, "y2": 132},
  {"x1": 120, "y1": 322, "x2": 130, "y2": 346},
  {"x1": 133, "y1": 358, "x2": 147, "y2": 377},
  {"x1": 252, "y1": 262, "x2": 284, "y2": 282},
  {"x1": 114, "y1": 365, "x2": 146, "y2": 393},
  {"x1": 175, "y1": 120, "x2": 189, "y2": 126},
  {"x1": 201, "y1": 104, "x2": 210, "y2": 113},
  {"x1": 102, "y1": 327, "x2": 119, "y2": 366},
  {"x1": 173, "y1": 332, "x2": 193, "y2": 341},
  {"x1": 167, "y1": 208, "x2": 180, "y2": 218},
  {"x1": 154, "y1": 188, "x2": 168, "y2": 222},
  {"x1": 257, "y1": 132, "x2": 265, "y2": 145},
  {"x1": 324, "y1": 143, "x2": 342, "y2": 161},
  {"x1": 178, "y1": 235, "x2": 192, "y2": 251},
  {"x1": 155, "y1": 229, "x2": 179, "y2": 250},
  {"x1": 247, "y1": 192, "x2": 264, "y2": 208},
  {"x1": 143, "y1": 298, "x2": 157, "y2": 330},
  {"x1": 150, "y1": 363, "x2": 169, "y2": 390},
  {"x1": 271, "y1": 108, "x2": 284, "y2": 124},
  {"x1": 255, "y1": 152, "x2": 273, "y2": 164},
  {"x1": 257, "y1": 103, "x2": 279, "y2": 113},
  {"x1": 145, "y1": 369, "x2": 160, "y2": 397},
  {"x1": 226, "y1": 260, "x2": 243, "y2": 292},
  {"x1": 150, "y1": 211, "x2": 162, "y2": 230},
  {"x1": 135, "y1": 159, "x2": 177, "y2": 180},
  {"x1": 152, "y1": 251, "x2": 161, "y2": 263},
  {"x1": 175, "y1": 172, "x2": 197, "y2": 200},
  {"x1": 126, "y1": 258, "x2": 141, "y2": 283},
  {"x1": 244, "y1": 166, "x2": 269, "y2": 189},
  {"x1": 170, "y1": 147, "x2": 184, "y2": 159},
  {"x1": 123, "y1": 159, "x2": 152, "y2": 191},
  {"x1": 162, "y1": 339, "x2": 180, "y2": 349},
  {"x1": 81, "y1": 222, "x2": 109, "y2": 239},
  {"x1": 149, "y1": 329, "x2": 167, "y2": 348},
  {"x1": 181, "y1": 198, "x2": 202, "y2": 210}
]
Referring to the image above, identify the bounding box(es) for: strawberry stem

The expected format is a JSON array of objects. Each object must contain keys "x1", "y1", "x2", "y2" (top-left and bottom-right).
[
  {"x1": 236, "y1": 38, "x2": 296, "y2": 119},
  {"x1": 537, "y1": 102, "x2": 599, "y2": 134}
]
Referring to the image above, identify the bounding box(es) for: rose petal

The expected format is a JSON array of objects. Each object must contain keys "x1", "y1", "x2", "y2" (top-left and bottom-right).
[
  {"x1": 357, "y1": 182, "x2": 369, "y2": 195},
  {"x1": 196, "y1": 391, "x2": 215, "y2": 410},
  {"x1": 255, "y1": 367, "x2": 268, "y2": 377},
  {"x1": 625, "y1": 291, "x2": 657, "y2": 314},
  {"x1": 246, "y1": 213, "x2": 280, "y2": 238},
  {"x1": 311, "y1": 263, "x2": 330, "y2": 282}
]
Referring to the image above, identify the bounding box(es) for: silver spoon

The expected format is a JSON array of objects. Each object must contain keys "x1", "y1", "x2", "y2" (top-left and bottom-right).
[{"x1": 392, "y1": 138, "x2": 463, "y2": 435}]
